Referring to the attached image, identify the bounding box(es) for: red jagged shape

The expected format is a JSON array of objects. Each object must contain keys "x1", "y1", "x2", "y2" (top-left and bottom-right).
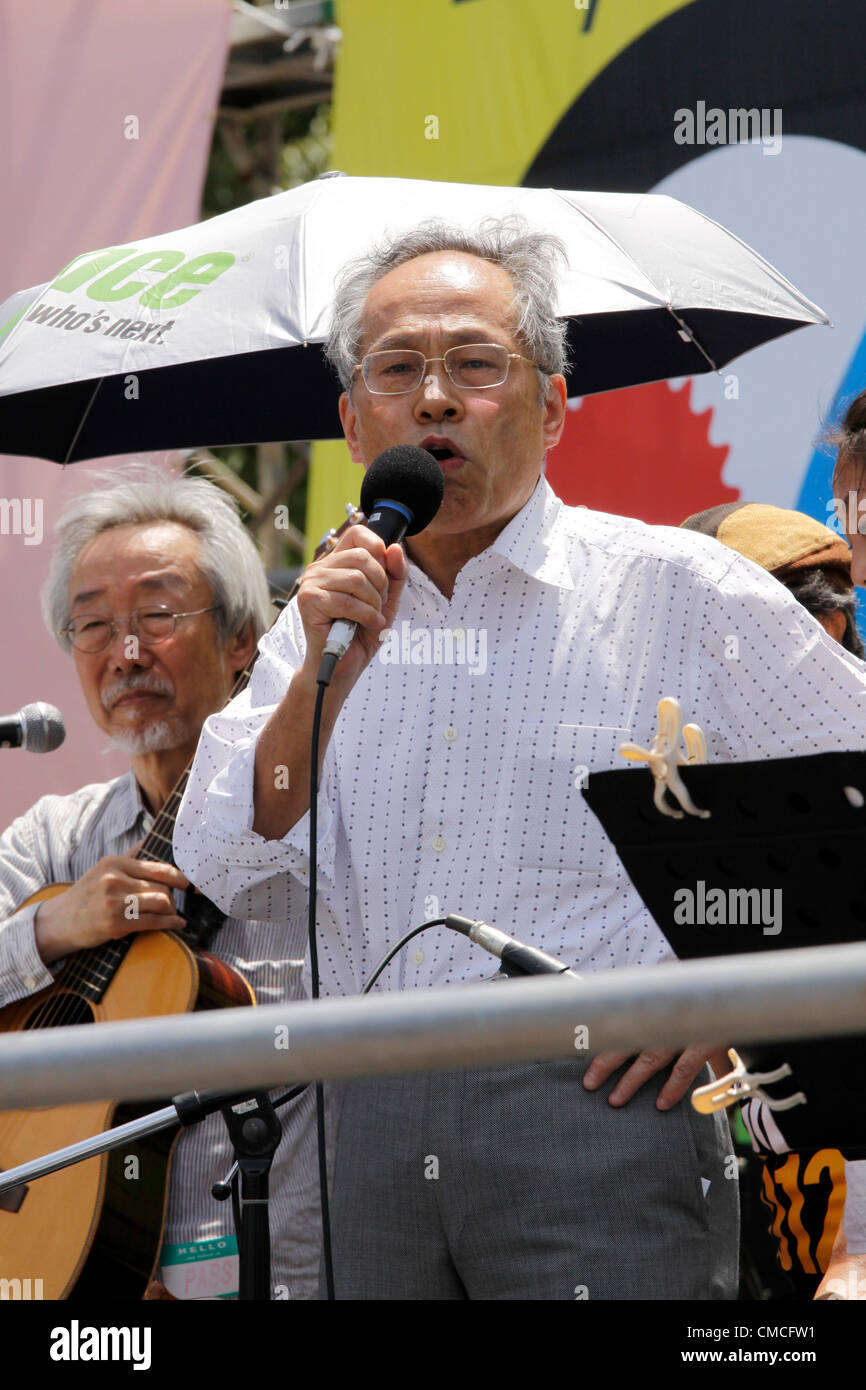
[{"x1": 545, "y1": 379, "x2": 738, "y2": 525}]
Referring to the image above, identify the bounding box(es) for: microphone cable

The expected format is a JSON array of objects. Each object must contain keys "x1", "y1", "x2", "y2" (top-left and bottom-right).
[
  {"x1": 304, "y1": 447, "x2": 444, "y2": 1299},
  {"x1": 218, "y1": 905, "x2": 565, "y2": 1295},
  {"x1": 236, "y1": 908, "x2": 450, "y2": 1301},
  {"x1": 305, "y1": 705, "x2": 449, "y2": 1292},
  {"x1": 308, "y1": 678, "x2": 335, "y2": 1300},
  {"x1": 362, "y1": 919, "x2": 449, "y2": 994},
  {"x1": 304, "y1": 445, "x2": 445, "y2": 1297}
]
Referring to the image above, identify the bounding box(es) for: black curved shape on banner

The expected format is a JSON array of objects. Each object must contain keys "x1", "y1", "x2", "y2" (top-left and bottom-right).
[{"x1": 524, "y1": 0, "x2": 866, "y2": 193}]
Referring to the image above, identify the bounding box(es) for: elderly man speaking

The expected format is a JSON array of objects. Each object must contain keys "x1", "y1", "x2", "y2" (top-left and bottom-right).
[
  {"x1": 0, "y1": 467, "x2": 321, "y2": 1299},
  {"x1": 176, "y1": 218, "x2": 866, "y2": 1300}
]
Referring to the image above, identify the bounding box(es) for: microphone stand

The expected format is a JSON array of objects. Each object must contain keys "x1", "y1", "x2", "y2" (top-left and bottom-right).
[
  {"x1": 0, "y1": 1086, "x2": 292, "y2": 1300},
  {"x1": 175, "y1": 1090, "x2": 283, "y2": 1301}
]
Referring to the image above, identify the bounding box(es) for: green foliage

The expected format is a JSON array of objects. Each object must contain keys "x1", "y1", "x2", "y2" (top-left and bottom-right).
[
  {"x1": 203, "y1": 104, "x2": 332, "y2": 218},
  {"x1": 280, "y1": 106, "x2": 333, "y2": 191}
]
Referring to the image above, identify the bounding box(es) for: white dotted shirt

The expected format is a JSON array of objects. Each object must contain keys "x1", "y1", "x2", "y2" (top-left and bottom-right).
[{"x1": 175, "y1": 475, "x2": 866, "y2": 1002}]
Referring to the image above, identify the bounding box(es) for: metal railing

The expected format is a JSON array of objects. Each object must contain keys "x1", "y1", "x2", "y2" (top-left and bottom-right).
[{"x1": 1, "y1": 942, "x2": 865, "y2": 1110}]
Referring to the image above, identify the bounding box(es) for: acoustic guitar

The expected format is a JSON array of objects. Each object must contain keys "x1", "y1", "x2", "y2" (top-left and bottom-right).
[{"x1": 0, "y1": 505, "x2": 361, "y2": 1299}]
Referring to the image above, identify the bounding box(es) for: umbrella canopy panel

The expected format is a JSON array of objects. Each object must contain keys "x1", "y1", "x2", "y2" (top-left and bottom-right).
[
  {"x1": 0, "y1": 176, "x2": 828, "y2": 462},
  {"x1": 0, "y1": 308, "x2": 805, "y2": 463}
]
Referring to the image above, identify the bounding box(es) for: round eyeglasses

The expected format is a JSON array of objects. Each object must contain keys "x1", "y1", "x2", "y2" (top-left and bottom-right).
[
  {"x1": 62, "y1": 604, "x2": 222, "y2": 654},
  {"x1": 354, "y1": 343, "x2": 539, "y2": 395}
]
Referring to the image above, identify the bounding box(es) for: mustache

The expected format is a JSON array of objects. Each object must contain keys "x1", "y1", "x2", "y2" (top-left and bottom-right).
[{"x1": 102, "y1": 671, "x2": 175, "y2": 710}]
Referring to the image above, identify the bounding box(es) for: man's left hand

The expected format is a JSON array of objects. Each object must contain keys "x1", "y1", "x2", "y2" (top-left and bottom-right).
[{"x1": 582, "y1": 1045, "x2": 727, "y2": 1109}]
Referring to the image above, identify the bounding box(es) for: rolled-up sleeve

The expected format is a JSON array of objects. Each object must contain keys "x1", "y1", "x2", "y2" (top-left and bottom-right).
[
  {"x1": 0, "y1": 807, "x2": 66, "y2": 1005},
  {"x1": 174, "y1": 602, "x2": 339, "y2": 922}
]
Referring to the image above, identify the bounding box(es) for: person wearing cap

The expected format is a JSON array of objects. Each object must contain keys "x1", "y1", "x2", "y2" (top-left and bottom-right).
[
  {"x1": 681, "y1": 498, "x2": 864, "y2": 1301},
  {"x1": 680, "y1": 501, "x2": 863, "y2": 657}
]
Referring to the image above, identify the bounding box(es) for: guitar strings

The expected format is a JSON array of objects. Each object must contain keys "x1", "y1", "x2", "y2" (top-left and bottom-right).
[
  {"x1": 33, "y1": 783, "x2": 185, "y2": 1030},
  {"x1": 30, "y1": 713, "x2": 207, "y2": 1027}
]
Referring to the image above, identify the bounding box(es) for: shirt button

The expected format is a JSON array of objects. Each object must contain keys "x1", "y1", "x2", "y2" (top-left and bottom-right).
[
  {"x1": 22, "y1": 974, "x2": 37, "y2": 990},
  {"x1": 453, "y1": 627, "x2": 465, "y2": 640},
  {"x1": 443, "y1": 726, "x2": 458, "y2": 742},
  {"x1": 413, "y1": 949, "x2": 424, "y2": 965},
  {"x1": 432, "y1": 834, "x2": 446, "y2": 852}
]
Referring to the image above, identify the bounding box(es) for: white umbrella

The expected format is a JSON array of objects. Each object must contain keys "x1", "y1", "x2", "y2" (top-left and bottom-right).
[{"x1": 0, "y1": 173, "x2": 829, "y2": 463}]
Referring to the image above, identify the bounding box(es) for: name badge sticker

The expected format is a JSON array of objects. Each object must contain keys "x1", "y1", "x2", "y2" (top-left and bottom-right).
[{"x1": 160, "y1": 1236, "x2": 239, "y2": 1300}]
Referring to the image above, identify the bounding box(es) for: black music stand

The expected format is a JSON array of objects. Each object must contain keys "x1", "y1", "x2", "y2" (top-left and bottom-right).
[{"x1": 582, "y1": 748, "x2": 866, "y2": 1155}]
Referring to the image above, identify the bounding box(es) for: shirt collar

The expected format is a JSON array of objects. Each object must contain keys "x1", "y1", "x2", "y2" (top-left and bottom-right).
[
  {"x1": 103, "y1": 768, "x2": 153, "y2": 840},
  {"x1": 406, "y1": 473, "x2": 576, "y2": 595},
  {"x1": 486, "y1": 474, "x2": 576, "y2": 591}
]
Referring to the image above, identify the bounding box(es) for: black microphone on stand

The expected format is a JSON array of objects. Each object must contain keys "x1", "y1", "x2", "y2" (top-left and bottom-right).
[
  {"x1": 446, "y1": 913, "x2": 581, "y2": 979},
  {"x1": 0, "y1": 703, "x2": 65, "y2": 752},
  {"x1": 317, "y1": 446, "x2": 444, "y2": 686}
]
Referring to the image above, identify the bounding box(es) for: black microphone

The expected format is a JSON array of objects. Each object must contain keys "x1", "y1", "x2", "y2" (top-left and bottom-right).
[
  {"x1": 0, "y1": 703, "x2": 66, "y2": 752},
  {"x1": 317, "y1": 446, "x2": 444, "y2": 686},
  {"x1": 446, "y1": 913, "x2": 581, "y2": 979}
]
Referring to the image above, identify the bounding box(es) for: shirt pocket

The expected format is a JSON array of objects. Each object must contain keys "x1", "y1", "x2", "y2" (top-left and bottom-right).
[{"x1": 492, "y1": 722, "x2": 631, "y2": 874}]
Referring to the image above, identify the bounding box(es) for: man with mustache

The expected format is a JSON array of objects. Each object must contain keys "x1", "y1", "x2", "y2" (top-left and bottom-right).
[{"x1": 0, "y1": 466, "x2": 321, "y2": 1298}]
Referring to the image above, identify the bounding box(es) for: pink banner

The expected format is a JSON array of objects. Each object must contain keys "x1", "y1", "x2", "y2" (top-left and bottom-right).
[{"x1": 0, "y1": 0, "x2": 231, "y2": 825}]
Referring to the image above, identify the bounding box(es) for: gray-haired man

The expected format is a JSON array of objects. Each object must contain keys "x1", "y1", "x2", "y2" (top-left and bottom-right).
[
  {"x1": 0, "y1": 466, "x2": 320, "y2": 1299},
  {"x1": 177, "y1": 218, "x2": 866, "y2": 1299}
]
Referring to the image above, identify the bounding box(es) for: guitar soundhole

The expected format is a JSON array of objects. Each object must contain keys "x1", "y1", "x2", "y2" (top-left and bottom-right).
[{"x1": 23, "y1": 994, "x2": 96, "y2": 1029}]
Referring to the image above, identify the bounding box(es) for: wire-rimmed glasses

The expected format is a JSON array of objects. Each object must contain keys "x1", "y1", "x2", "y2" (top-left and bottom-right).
[
  {"x1": 354, "y1": 343, "x2": 539, "y2": 395},
  {"x1": 62, "y1": 604, "x2": 222, "y2": 654}
]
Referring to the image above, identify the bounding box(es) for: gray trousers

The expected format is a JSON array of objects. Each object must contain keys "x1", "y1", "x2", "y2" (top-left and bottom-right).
[{"x1": 323, "y1": 1055, "x2": 739, "y2": 1300}]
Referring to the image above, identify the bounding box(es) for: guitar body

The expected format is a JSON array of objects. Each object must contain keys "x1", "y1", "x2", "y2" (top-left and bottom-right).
[{"x1": 0, "y1": 898, "x2": 255, "y2": 1300}]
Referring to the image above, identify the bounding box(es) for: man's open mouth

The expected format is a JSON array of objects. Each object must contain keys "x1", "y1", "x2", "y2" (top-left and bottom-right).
[{"x1": 421, "y1": 438, "x2": 466, "y2": 468}]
